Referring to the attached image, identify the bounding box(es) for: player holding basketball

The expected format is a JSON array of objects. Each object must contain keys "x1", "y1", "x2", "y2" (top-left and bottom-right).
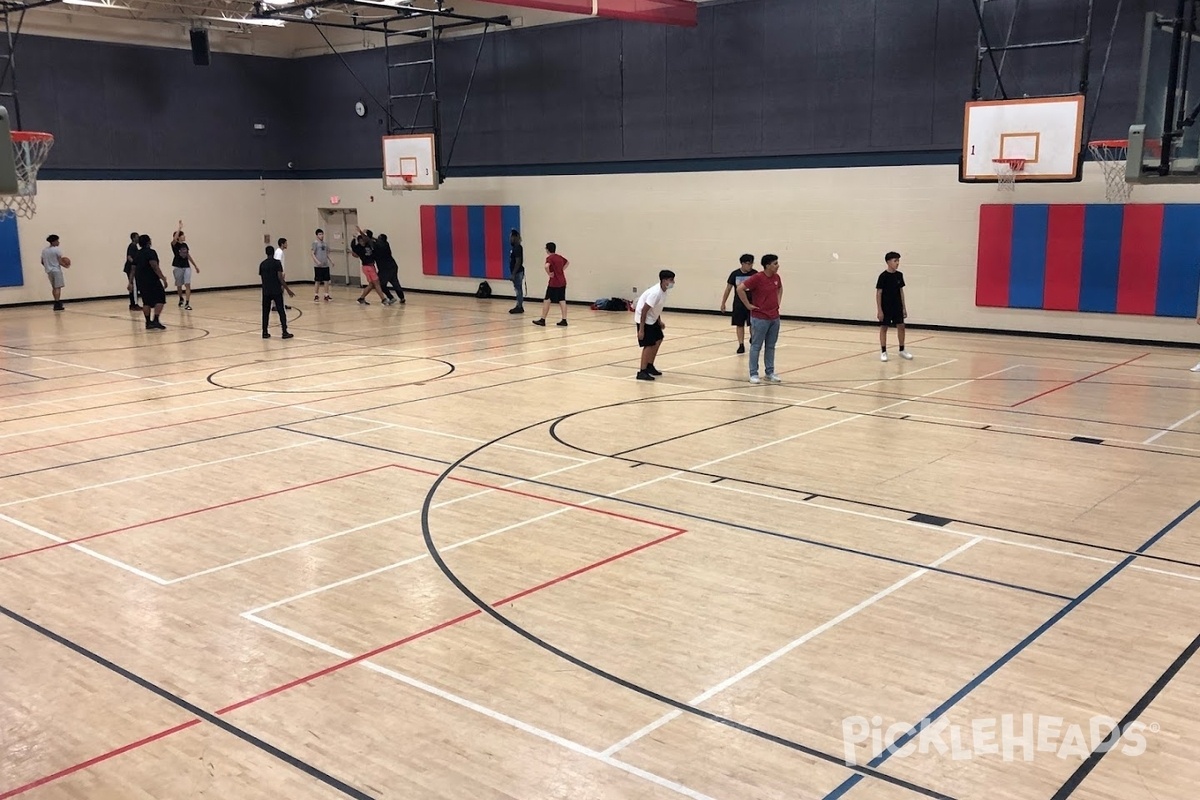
[
  {"x1": 352, "y1": 228, "x2": 388, "y2": 306},
  {"x1": 171, "y1": 221, "x2": 200, "y2": 310},
  {"x1": 260, "y1": 245, "x2": 295, "y2": 339},
  {"x1": 736, "y1": 254, "x2": 783, "y2": 384},
  {"x1": 720, "y1": 253, "x2": 757, "y2": 353},
  {"x1": 124, "y1": 232, "x2": 140, "y2": 310},
  {"x1": 312, "y1": 229, "x2": 333, "y2": 302},
  {"x1": 132, "y1": 234, "x2": 169, "y2": 330},
  {"x1": 635, "y1": 270, "x2": 676, "y2": 381},
  {"x1": 876, "y1": 251, "x2": 912, "y2": 361},
  {"x1": 532, "y1": 242, "x2": 568, "y2": 327},
  {"x1": 40, "y1": 234, "x2": 69, "y2": 312}
]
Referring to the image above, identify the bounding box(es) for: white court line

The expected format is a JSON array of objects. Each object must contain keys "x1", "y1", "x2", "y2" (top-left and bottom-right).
[
  {"x1": 0, "y1": 379, "x2": 209, "y2": 413},
  {"x1": 0, "y1": 394, "x2": 252, "y2": 441},
  {"x1": 244, "y1": 457, "x2": 605, "y2": 613},
  {"x1": 601, "y1": 537, "x2": 985, "y2": 757},
  {"x1": 0, "y1": 512, "x2": 170, "y2": 584},
  {"x1": 0, "y1": 440, "x2": 318, "y2": 509},
  {"x1": 1144, "y1": 408, "x2": 1200, "y2": 445},
  {"x1": 242, "y1": 617, "x2": 713, "y2": 800},
  {"x1": 670, "y1": 476, "x2": 1200, "y2": 585}
]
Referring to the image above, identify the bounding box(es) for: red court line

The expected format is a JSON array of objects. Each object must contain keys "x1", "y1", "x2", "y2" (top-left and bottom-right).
[
  {"x1": 391, "y1": 463, "x2": 687, "y2": 533},
  {"x1": 1009, "y1": 353, "x2": 1149, "y2": 408},
  {"x1": 3, "y1": 518, "x2": 687, "y2": 797},
  {"x1": 0, "y1": 719, "x2": 201, "y2": 800},
  {"x1": 0, "y1": 465, "x2": 392, "y2": 563}
]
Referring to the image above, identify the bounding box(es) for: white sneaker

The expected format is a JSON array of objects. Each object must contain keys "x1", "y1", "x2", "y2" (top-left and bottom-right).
[
  {"x1": 880, "y1": 352, "x2": 889, "y2": 362},
  {"x1": 1191, "y1": 361, "x2": 1200, "y2": 372},
  {"x1": 900, "y1": 350, "x2": 914, "y2": 360},
  {"x1": 749, "y1": 375, "x2": 761, "y2": 384},
  {"x1": 766, "y1": 374, "x2": 782, "y2": 383}
]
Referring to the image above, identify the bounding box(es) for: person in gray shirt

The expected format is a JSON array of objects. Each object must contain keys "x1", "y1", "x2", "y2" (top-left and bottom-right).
[
  {"x1": 312, "y1": 229, "x2": 332, "y2": 302},
  {"x1": 40, "y1": 234, "x2": 70, "y2": 312}
]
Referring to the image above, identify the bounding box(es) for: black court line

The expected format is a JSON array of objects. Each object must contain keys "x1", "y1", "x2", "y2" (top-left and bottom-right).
[
  {"x1": 415, "y1": 464, "x2": 958, "y2": 800},
  {"x1": 803, "y1": 494, "x2": 818, "y2": 501},
  {"x1": 206, "y1": 356, "x2": 455, "y2": 393},
  {"x1": 1050, "y1": 629, "x2": 1200, "y2": 799},
  {"x1": 0, "y1": 327, "x2": 213, "y2": 354},
  {"x1": 0, "y1": 604, "x2": 374, "y2": 800},
  {"x1": 909, "y1": 513, "x2": 952, "y2": 527},
  {"x1": 1071, "y1": 436, "x2": 1104, "y2": 445},
  {"x1": 0, "y1": 365, "x2": 47, "y2": 380},
  {"x1": 611, "y1": 405, "x2": 790, "y2": 458},
  {"x1": 540, "y1": 396, "x2": 1200, "y2": 570},
  {"x1": 288, "y1": 425, "x2": 1072, "y2": 603}
]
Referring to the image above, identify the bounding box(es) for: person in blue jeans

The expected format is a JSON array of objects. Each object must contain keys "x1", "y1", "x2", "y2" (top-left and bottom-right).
[{"x1": 735, "y1": 254, "x2": 784, "y2": 384}]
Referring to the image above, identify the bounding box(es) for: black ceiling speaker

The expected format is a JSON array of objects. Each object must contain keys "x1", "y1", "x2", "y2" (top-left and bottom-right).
[{"x1": 190, "y1": 28, "x2": 210, "y2": 66}]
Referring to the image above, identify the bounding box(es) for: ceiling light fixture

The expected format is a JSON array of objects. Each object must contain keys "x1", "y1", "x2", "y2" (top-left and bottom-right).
[
  {"x1": 62, "y1": 0, "x2": 134, "y2": 8},
  {"x1": 202, "y1": 14, "x2": 286, "y2": 26}
]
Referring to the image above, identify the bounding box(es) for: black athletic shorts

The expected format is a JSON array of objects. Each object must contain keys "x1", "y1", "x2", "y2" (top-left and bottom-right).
[
  {"x1": 314, "y1": 266, "x2": 331, "y2": 283},
  {"x1": 546, "y1": 286, "x2": 566, "y2": 303},
  {"x1": 637, "y1": 321, "x2": 664, "y2": 348},
  {"x1": 137, "y1": 276, "x2": 166, "y2": 306},
  {"x1": 731, "y1": 302, "x2": 751, "y2": 327},
  {"x1": 880, "y1": 304, "x2": 904, "y2": 327}
]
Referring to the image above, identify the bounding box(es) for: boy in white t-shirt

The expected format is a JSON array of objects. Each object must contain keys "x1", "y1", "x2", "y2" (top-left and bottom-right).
[{"x1": 634, "y1": 269, "x2": 676, "y2": 381}]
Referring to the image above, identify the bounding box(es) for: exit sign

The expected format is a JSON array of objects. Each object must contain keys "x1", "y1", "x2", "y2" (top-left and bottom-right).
[{"x1": 330, "y1": 196, "x2": 340, "y2": 205}]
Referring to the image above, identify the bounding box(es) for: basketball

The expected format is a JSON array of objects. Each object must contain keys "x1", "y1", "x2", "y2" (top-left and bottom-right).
[{"x1": 59, "y1": 256, "x2": 71, "y2": 267}]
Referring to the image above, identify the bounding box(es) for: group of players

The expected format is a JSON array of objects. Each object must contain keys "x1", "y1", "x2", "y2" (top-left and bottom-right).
[{"x1": 632, "y1": 251, "x2": 912, "y2": 383}]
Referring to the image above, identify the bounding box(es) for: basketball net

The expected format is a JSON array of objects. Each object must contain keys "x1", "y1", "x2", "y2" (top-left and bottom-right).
[
  {"x1": 2, "y1": 132, "x2": 54, "y2": 219},
  {"x1": 385, "y1": 174, "x2": 415, "y2": 195},
  {"x1": 1087, "y1": 140, "x2": 1134, "y2": 203},
  {"x1": 992, "y1": 158, "x2": 1026, "y2": 192}
]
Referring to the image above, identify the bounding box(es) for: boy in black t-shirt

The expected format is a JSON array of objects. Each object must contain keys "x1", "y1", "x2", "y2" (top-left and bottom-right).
[
  {"x1": 720, "y1": 253, "x2": 757, "y2": 353},
  {"x1": 124, "y1": 232, "x2": 140, "y2": 310},
  {"x1": 259, "y1": 245, "x2": 295, "y2": 339},
  {"x1": 876, "y1": 251, "x2": 912, "y2": 362}
]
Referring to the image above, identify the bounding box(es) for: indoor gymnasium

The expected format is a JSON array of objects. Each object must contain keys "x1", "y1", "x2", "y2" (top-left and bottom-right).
[{"x1": 2, "y1": 0, "x2": 1200, "y2": 798}]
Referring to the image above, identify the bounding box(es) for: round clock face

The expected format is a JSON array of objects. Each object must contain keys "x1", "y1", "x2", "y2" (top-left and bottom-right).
[{"x1": 355, "y1": 101, "x2": 366, "y2": 117}]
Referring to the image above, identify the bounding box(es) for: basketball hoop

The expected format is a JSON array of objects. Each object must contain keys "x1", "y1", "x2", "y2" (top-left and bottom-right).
[
  {"x1": 992, "y1": 158, "x2": 1026, "y2": 192},
  {"x1": 2, "y1": 132, "x2": 54, "y2": 219},
  {"x1": 1088, "y1": 139, "x2": 1136, "y2": 203},
  {"x1": 384, "y1": 173, "x2": 416, "y2": 194}
]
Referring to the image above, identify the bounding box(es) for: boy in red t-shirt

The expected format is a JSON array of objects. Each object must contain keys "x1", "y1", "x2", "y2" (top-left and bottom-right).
[
  {"x1": 533, "y1": 242, "x2": 569, "y2": 327},
  {"x1": 735, "y1": 254, "x2": 784, "y2": 384}
]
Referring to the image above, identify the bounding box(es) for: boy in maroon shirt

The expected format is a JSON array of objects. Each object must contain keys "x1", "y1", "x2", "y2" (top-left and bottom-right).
[
  {"x1": 735, "y1": 254, "x2": 783, "y2": 384},
  {"x1": 533, "y1": 242, "x2": 569, "y2": 327}
]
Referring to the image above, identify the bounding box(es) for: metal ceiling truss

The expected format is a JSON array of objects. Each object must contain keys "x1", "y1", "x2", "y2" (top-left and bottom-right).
[{"x1": 253, "y1": 0, "x2": 509, "y2": 35}]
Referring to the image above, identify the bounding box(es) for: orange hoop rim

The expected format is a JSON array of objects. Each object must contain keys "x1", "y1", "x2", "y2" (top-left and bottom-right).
[
  {"x1": 12, "y1": 131, "x2": 53, "y2": 143},
  {"x1": 992, "y1": 157, "x2": 1027, "y2": 169},
  {"x1": 1088, "y1": 139, "x2": 1127, "y2": 148},
  {"x1": 401, "y1": 173, "x2": 414, "y2": 183}
]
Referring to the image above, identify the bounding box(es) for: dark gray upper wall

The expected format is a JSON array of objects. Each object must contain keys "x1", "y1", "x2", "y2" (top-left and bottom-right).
[
  {"x1": 22, "y1": 35, "x2": 295, "y2": 172},
  {"x1": 24, "y1": 0, "x2": 1153, "y2": 173},
  {"x1": 292, "y1": 0, "x2": 1148, "y2": 172}
]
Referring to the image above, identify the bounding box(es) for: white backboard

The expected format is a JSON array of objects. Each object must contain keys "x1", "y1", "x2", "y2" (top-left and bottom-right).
[
  {"x1": 962, "y1": 96, "x2": 1085, "y2": 182},
  {"x1": 382, "y1": 133, "x2": 438, "y2": 191}
]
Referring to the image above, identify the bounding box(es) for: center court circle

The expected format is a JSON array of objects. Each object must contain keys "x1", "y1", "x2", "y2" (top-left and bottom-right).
[{"x1": 207, "y1": 353, "x2": 454, "y2": 393}]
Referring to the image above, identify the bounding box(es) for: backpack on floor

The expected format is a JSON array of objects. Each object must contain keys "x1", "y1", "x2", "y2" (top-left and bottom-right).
[{"x1": 475, "y1": 281, "x2": 492, "y2": 298}]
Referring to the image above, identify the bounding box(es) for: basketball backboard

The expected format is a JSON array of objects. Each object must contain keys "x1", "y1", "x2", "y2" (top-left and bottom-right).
[
  {"x1": 961, "y1": 96, "x2": 1085, "y2": 183},
  {"x1": 1126, "y1": 9, "x2": 1200, "y2": 183},
  {"x1": 382, "y1": 133, "x2": 438, "y2": 191},
  {"x1": 0, "y1": 107, "x2": 19, "y2": 196}
]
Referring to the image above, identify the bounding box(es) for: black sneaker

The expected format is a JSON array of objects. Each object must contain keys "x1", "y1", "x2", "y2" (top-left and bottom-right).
[
  {"x1": 52, "y1": 303, "x2": 64, "y2": 312},
  {"x1": 636, "y1": 370, "x2": 655, "y2": 381},
  {"x1": 151, "y1": 320, "x2": 167, "y2": 330},
  {"x1": 737, "y1": 344, "x2": 746, "y2": 354},
  {"x1": 509, "y1": 307, "x2": 524, "y2": 314},
  {"x1": 556, "y1": 319, "x2": 568, "y2": 327},
  {"x1": 532, "y1": 319, "x2": 546, "y2": 326},
  {"x1": 263, "y1": 332, "x2": 271, "y2": 338},
  {"x1": 647, "y1": 365, "x2": 662, "y2": 376},
  {"x1": 282, "y1": 332, "x2": 294, "y2": 340},
  {"x1": 357, "y1": 298, "x2": 369, "y2": 306},
  {"x1": 129, "y1": 304, "x2": 141, "y2": 311}
]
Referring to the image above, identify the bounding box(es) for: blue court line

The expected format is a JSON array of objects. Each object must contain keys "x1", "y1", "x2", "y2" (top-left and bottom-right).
[{"x1": 821, "y1": 498, "x2": 1200, "y2": 800}]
